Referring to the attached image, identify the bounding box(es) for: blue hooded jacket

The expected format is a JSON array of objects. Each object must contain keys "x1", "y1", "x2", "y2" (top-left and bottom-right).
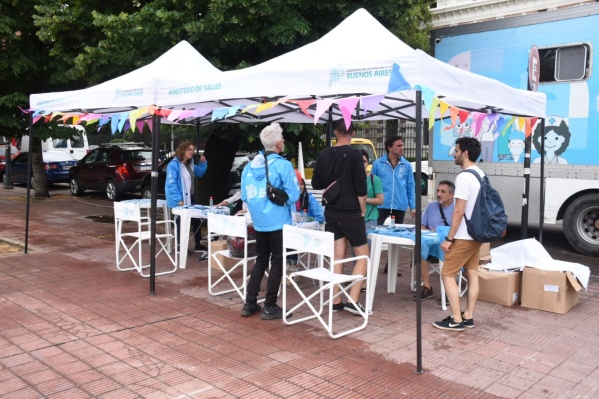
[
  {"x1": 371, "y1": 155, "x2": 415, "y2": 211},
  {"x1": 241, "y1": 152, "x2": 300, "y2": 232},
  {"x1": 165, "y1": 158, "x2": 207, "y2": 208}
]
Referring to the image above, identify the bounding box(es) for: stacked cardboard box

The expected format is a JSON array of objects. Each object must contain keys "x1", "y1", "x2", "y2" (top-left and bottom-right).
[
  {"x1": 478, "y1": 268, "x2": 521, "y2": 306},
  {"x1": 521, "y1": 267, "x2": 582, "y2": 314},
  {"x1": 209, "y1": 240, "x2": 240, "y2": 271}
]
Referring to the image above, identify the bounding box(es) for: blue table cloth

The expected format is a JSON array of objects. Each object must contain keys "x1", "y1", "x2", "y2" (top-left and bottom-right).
[{"x1": 367, "y1": 225, "x2": 449, "y2": 261}]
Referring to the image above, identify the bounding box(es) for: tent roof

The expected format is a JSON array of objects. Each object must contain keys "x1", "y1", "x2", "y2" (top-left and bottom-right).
[
  {"x1": 156, "y1": 8, "x2": 545, "y2": 124},
  {"x1": 30, "y1": 41, "x2": 220, "y2": 113}
]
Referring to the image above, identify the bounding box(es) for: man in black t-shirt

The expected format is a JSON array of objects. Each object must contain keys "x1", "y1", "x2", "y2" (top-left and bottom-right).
[{"x1": 312, "y1": 119, "x2": 369, "y2": 315}]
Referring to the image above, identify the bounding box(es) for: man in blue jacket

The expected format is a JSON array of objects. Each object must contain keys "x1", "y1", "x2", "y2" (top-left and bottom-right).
[
  {"x1": 371, "y1": 135, "x2": 416, "y2": 225},
  {"x1": 240, "y1": 122, "x2": 300, "y2": 320}
]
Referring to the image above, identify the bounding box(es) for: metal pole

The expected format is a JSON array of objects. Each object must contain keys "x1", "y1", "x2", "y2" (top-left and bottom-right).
[
  {"x1": 326, "y1": 106, "x2": 333, "y2": 147},
  {"x1": 414, "y1": 90, "x2": 423, "y2": 375},
  {"x1": 521, "y1": 133, "x2": 532, "y2": 239},
  {"x1": 24, "y1": 115, "x2": 33, "y2": 254},
  {"x1": 149, "y1": 114, "x2": 160, "y2": 294},
  {"x1": 538, "y1": 118, "x2": 546, "y2": 243}
]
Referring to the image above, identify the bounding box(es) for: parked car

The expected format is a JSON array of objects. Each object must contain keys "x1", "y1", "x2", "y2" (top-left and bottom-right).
[
  {"x1": 3, "y1": 151, "x2": 77, "y2": 187},
  {"x1": 69, "y1": 143, "x2": 152, "y2": 201},
  {"x1": 0, "y1": 142, "x2": 20, "y2": 180},
  {"x1": 140, "y1": 153, "x2": 251, "y2": 199}
]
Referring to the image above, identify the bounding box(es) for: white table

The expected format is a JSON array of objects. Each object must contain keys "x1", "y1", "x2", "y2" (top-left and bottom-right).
[{"x1": 171, "y1": 205, "x2": 230, "y2": 269}]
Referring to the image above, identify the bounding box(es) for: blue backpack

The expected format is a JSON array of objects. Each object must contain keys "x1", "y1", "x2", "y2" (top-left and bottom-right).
[{"x1": 462, "y1": 169, "x2": 507, "y2": 242}]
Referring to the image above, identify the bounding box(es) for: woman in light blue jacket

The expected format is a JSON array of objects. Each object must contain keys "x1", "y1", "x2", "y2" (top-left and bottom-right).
[{"x1": 166, "y1": 141, "x2": 208, "y2": 252}]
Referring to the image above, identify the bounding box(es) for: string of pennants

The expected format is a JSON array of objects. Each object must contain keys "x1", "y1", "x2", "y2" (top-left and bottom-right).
[
  {"x1": 23, "y1": 63, "x2": 538, "y2": 137},
  {"x1": 25, "y1": 94, "x2": 539, "y2": 139}
]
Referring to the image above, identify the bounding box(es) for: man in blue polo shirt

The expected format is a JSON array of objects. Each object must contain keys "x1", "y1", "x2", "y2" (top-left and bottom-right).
[{"x1": 416, "y1": 180, "x2": 455, "y2": 301}]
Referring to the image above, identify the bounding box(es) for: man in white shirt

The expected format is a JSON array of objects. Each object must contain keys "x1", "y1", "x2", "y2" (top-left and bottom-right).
[{"x1": 433, "y1": 137, "x2": 483, "y2": 332}]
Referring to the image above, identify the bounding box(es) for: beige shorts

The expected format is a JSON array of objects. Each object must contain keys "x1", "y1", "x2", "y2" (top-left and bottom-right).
[{"x1": 441, "y1": 239, "x2": 482, "y2": 277}]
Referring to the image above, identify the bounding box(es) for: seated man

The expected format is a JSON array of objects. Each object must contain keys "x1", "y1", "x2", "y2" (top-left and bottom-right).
[{"x1": 415, "y1": 180, "x2": 455, "y2": 301}]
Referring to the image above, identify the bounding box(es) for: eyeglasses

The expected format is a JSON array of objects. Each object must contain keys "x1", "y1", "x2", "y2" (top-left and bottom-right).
[{"x1": 363, "y1": 160, "x2": 368, "y2": 164}]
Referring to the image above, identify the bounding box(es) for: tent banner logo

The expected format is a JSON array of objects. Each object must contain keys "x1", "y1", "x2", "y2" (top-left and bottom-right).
[
  {"x1": 34, "y1": 98, "x2": 65, "y2": 107},
  {"x1": 114, "y1": 88, "x2": 144, "y2": 102},
  {"x1": 167, "y1": 83, "x2": 222, "y2": 96},
  {"x1": 329, "y1": 65, "x2": 393, "y2": 87}
]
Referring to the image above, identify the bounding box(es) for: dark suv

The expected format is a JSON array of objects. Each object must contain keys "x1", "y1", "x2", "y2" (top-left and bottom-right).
[{"x1": 69, "y1": 143, "x2": 152, "y2": 201}]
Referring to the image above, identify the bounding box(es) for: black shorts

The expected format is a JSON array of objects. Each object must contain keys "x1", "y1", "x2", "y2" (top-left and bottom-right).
[{"x1": 325, "y1": 213, "x2": 368, "y2": 247}]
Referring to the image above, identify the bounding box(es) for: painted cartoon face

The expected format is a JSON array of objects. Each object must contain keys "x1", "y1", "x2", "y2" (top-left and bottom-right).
[
  {"x1": 543, "y1": 130, "x2": 566, "y2": 152},
  {"x1": 453, "y1": 121, "x2": 472, "y2": 138},
  {"x1": 508, "y1": 139, "x2": 525, "y2": 156}
]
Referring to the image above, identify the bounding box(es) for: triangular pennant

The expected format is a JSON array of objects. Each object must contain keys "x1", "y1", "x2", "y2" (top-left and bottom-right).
[
  {"x1": 72, "y1": 116, "x2": 81, "y2": 125},
  {"x1": 111, "y1": 115, "x2": 119, "y2": 134},
  {"x1": 99, "y1": 115, "x2": 110, "y2": 128},
  {"x1": 191, "y1": 108, "x2": 211, "y2": 118},
  {"x1": 313, "y1": 99, "x2": 335, "y2": 124},
  {"x1": 458, "y1": 110, "x2": 469, "y2": 124},
  {"x1": 428, "y1": 97, "x2": 440, "y2": 130},
  {"x1": 117, "y1": 112, "x2": 128, "y2": 132},
  {"x1": 338, "y1": 97, "x2": 360, "y2": 130},
  {"x1": 444, "y1": 107, "x2": 460, "y2": 130},
  {"x1": 439, "y1": 101, "x2": 450, "y2": 119},
  {"x1": 418, "y1": 86, "x2": 436, "y2": 113},
  {"x1": 211, "y1": 108, "x2": 228, "y2": 122},
  {"x1": 136, "y1": 120, "x2": 145, "y2": 133},
  {"x1": 241, "y1": 104, "x2": 260, "y2": 114},
  {"x1": 166, "y1": 110, "x2": 182, "y2": 121},
  {"x1": 294, "y1": 100, "x2": 316, "y2": 118},
  {"x1": 524, "y1": 118, "x2": 533, "y2": 138},
  {"x1": 147, "y1": 118, "x2": 153, "y2": 133},
  {"x1": 387, "y1": 63, "x2": 411, "y2": 92},
  {"x1": 33, "y1": 115, "x2": 42, "y2": 124},
  {"x1": 129, "y1": 109, "x2": 141, "y2": 131},
  {"x1": 178, "y1": 110, "x2": 195, "y2": 120},
  {"x1": 361, "y1": 94, "x2": 385, "y2": 114},
  {"x1": 226, "y1": 106, "x2": 241, "y2": 118},
  {"x1": 255, "y1": 102, "x2": 275, "y2": 114},
  {"x1": 86, "y1": 118, "x2": 99, "y2": 126}
]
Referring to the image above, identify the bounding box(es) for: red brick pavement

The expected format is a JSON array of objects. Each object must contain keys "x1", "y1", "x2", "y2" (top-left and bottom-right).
[{"x1": 0, "y1": 188, "x2": 598, "y2": 398}]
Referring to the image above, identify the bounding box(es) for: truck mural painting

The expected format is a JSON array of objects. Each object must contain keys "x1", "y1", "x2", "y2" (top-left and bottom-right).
[{"x1": 430, "y1": 2, "x2": 599, "y2": 256}]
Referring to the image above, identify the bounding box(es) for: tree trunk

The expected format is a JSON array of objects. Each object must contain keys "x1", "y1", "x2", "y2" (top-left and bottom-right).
[
  {"x1": 31, "y1": 138, "x2": 49, "y2": 198},
  {"x1": 196, "y1": 134, "x2": 240, "y2": 204}
]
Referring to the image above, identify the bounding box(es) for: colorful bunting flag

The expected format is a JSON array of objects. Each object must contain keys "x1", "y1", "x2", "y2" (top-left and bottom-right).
[
  {"x1": 338, "y1": 97, "x2": 360, "y2": 130},
  {"x1": 387, "y1": 63, "x2": 411, "y2": 92}
]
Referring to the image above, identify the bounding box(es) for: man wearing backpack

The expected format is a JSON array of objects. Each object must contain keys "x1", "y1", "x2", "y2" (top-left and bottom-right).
[{"x1": 433, "y1": 137, "x2": 483, "y2": 332}]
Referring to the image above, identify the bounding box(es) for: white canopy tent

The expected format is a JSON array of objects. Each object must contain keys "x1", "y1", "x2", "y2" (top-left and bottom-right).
[
  {"x1": 155, "y1": 8, "x2": 545, "y2": 125},
  {"x1": 29, "y1": 10, "x2": 546, "y2": 366},
  {"x1": 30, "y1": 40, "x2": 221, "y2": 114}
]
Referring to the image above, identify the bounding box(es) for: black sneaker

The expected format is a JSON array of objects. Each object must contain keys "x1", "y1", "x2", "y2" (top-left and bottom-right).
[
  {"x1": 194, "y1": 243, "x2": 208, "y2": 252},
  {"x1": 197, "y1": 252, "x2": 208, "y2": 262},
  {"x1": 332, "y1": 302, "x2": 345, "y2": 312},
  {"x1": 345, "y1": 302, "x2": 371, "y2": 316},
  {"x1": 461, "y1": 312, "x2": 474, "y2": 329},
  {"x1": 414, "y1": 286, "x2": 434, "y2": 301},
  {"x1": 261, "y1": 305, "x2": 288, "y2": 320},
  {"x1": 240, "y1": 303, "x2": 261, "y2": 317},
  {"x1": 433, "y1": 316, "x2": 465, "y2": 331}
]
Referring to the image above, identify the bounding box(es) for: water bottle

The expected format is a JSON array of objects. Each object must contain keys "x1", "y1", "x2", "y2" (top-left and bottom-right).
[
  {"x1": 389, "y1": 215, "x2": 396, "y2": 229},
  {"x1": 209, "y1": 196, "x2": 214, "y2": 210},
  {"x1": 303, "y1": 208, "x2": 308, "y2": 222}
]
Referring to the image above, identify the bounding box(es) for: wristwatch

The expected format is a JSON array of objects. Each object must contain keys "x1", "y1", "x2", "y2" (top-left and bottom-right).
[{"x1": 446, "y1": 238, "x2": 455, "y2": 242}]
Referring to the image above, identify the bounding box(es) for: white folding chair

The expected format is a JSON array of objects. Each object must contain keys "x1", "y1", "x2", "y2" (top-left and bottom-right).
[
  {"x1": 282, "y1": 225, "x2": 371, "y2": 339},
  {"x1": 114, "y1": 201, "x2": 178, "y2": 277},
  {"x1": 207, "y1": 213, "x2": 257, "y2": 301},
  {"x1": 410, "y1": 258, "x2": 468, "y2": 310}
]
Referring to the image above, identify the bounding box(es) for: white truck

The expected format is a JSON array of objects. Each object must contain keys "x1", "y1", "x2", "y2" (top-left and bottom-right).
[
  {"x1": 19, "y1": 124, "x2": 89, "y2": 160},
  {"x1": 429, "y1": 1, "x2": 599, "y2": 256}
]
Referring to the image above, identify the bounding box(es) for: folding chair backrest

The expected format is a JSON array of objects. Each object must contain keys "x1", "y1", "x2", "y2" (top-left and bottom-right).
[
  {"x1": 114, "y1": 202, "x2": 142, "y2": 223},
  {"x1": 208, "y1": 213, "x2": 248, "y2": 238},
  {"x1": 283, "y1": 225, "x2": 334, "y2": 259}
]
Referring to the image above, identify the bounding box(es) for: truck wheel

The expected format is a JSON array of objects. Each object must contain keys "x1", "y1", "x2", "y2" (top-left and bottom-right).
[
  {"x1": 141, "y1": 186, "x2": 152, "y2": 199},
  {"x1": 105, "y1": 179, "x2": 120, "y2": 201},
  {"x1": 563, "y1": 193, "x2": 599, "y2": 257},
  {"x1": 70, "y1": 176, "x2": 83, "y2": 196}
]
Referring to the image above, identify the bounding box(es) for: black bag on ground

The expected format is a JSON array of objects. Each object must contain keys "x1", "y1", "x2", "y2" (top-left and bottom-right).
[
  {"x1": 263, "y1": 152, "x2": 289, "y2": 206},
  {"x1": 462, "y1": 169, "x2": 508, "y2": 242}
]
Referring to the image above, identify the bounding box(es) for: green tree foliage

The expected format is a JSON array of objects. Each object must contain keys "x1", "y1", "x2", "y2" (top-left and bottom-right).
[{"x1": 4, "y1": 0, "x2": 433, "y2": 199}]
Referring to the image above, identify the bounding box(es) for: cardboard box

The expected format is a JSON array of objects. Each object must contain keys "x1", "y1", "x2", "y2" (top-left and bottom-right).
[
  {"x1": 209, "y1": 240, "x2": 239, "y2": 271},
  {"x1": 478, "y1": 268, "x2": 521, "y2": 306},
  {"x1": 521, "y1": 266, "x2": 582, "y2": 314},
  {"x1": 479, "y1": 242, "x2": 491, "y2": 262}
]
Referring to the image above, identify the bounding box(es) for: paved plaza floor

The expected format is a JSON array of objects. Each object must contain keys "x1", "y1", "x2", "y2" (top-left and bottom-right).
[{"x1": 0, "y1": 188, "x2": 598, "y2": 398}]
